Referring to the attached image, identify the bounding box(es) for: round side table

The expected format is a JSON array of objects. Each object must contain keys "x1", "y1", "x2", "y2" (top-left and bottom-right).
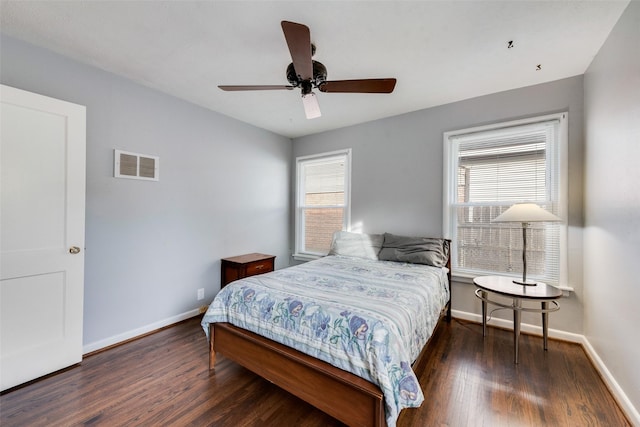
[{"x1": 474, "y1": 275, "x2": 562, "y2": 364}]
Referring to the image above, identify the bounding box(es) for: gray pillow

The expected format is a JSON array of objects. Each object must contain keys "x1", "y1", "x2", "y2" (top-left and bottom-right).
[
  {"x1": 328, "y1": 231, "x2": 383, "y2": 260},
  {"x1": 378, "y1": 233, "x2": 449, "y2": 267}
]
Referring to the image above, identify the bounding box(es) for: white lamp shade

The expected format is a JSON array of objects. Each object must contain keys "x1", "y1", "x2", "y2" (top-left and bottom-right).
[{"x1": 492, "y1": 203, "x2": 561, "y2": 223}]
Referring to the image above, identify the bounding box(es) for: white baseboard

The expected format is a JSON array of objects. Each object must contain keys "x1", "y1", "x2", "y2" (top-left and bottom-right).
[
  {"x1": 82, "y1": 308, "x2": 200, "y2": 354},
  {"x1": 580, "y1": 336, "x2": 640, "y2": 426},
  {"x1": 452, "y1": 309, "x2": 639, "y2": 426}
]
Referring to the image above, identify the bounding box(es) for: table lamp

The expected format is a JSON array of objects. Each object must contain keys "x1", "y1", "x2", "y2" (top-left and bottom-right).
[{"x1": 492, "y1": 203, "x2": 561, "y2": 286}]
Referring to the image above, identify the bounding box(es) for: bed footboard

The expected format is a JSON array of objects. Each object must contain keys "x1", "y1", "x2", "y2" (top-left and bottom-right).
[{"x1": 209, "y1": 322, "x2": 385, "y2": 427}]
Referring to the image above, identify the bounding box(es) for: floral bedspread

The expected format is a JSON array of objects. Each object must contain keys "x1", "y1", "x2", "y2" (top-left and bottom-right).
[{"x1": 201, "y1": 255, "x2": 449, "y2": 427}]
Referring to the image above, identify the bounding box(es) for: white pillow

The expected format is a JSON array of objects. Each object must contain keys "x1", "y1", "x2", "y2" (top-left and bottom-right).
[{"x1": 328, "y1": 231, "x2": 383, "y2": 260}]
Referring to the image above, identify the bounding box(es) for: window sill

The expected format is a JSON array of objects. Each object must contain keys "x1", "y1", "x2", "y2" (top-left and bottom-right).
[
  {"x1": 292, "y1": 253, "x2": 323, "y2": 262},
  {"x1": 451, "y1": 274, "x2": 475, "y2": 285}
]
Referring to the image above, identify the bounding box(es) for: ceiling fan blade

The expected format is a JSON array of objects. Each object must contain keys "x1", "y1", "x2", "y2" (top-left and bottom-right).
[
  {"x1": 281, "y1": 21, "x2": 313, "y2": 81},
  {"x1": 218, "y1": 85, "x2": 294, "y2": 91},
  {"x1": 319, "y1": 78, "x2": 397, "y2": 94},
  {"x1": 301, "y1": 93, "x2": 321, "y2": 119}
]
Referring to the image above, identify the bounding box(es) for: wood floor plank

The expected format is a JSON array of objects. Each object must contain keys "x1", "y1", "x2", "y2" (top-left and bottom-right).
[{"x1": 0, "y1": 316, "x2": 630, "y2": 426}]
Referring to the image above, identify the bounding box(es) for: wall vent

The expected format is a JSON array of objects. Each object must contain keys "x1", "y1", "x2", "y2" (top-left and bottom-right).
[{"x1": 114, "y1": 150, "x2": 159, "y2": 181}]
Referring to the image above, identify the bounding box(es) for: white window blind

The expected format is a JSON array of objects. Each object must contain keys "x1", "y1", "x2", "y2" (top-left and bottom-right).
[
  {"x1": 295, "y1": 149, "x2": 351, "y2": 258},
  {"x1": 444, "y1": 114, "x2": 567, "y2": 285}
]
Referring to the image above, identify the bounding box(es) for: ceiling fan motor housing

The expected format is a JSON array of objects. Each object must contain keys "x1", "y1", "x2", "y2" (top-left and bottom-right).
[{"x1": 286, "y1": 61, "x2": 327, "y2": 91}]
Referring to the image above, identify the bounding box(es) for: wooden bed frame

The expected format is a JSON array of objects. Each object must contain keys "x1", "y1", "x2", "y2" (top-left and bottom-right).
[{"x1": 208, "y1": 248, "x2": 452, "y2": 427}]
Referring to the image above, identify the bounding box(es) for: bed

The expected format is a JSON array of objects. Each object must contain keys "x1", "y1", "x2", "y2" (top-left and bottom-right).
[{"x1": 201, "y1": 232, "x2": 451, "y2": 427}]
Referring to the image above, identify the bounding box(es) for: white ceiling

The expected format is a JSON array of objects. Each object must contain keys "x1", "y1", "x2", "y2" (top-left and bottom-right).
[{"x1": 0, "y1": 1, "x2": 629, "y2": 138}]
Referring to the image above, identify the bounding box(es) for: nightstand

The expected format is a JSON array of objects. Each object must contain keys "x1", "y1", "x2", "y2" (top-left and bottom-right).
[{"x1": 220, "y1": 253, "x2": 275, "y2": 287}]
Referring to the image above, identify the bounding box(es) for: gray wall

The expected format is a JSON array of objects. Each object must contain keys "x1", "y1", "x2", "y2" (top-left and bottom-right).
[
  {"x1": 293, "y1": 75, "x2": 585, "y2": 333},
  {"x1": 584, "y1": 1, "x2": 640, "y2": 417},
  {"x1": 1, "y1": 35, "x2": 292, "y2": 349}
]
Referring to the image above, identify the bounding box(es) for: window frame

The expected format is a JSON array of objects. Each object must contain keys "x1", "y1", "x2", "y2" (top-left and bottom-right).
[
  {"x1": 443, "y1": 113, "x2": 568, "y2": 286},
  {"x1": 294, "y1": 149, "x2": 352, "y2": 260}
]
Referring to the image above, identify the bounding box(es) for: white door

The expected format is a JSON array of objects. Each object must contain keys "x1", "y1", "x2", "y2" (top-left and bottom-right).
[{"x1": 1, "y1": 84, "x2": 86, "y2": 391}]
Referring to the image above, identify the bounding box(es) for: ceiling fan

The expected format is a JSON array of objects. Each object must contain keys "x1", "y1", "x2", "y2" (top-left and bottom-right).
[{"x1": 218, "y1": 21, "x2": 397, "y2": 119}]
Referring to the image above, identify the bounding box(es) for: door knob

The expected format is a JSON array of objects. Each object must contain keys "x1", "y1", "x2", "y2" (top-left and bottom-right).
[{"x1": 69, "y1": 246, "x2": 81, "y2": 254}]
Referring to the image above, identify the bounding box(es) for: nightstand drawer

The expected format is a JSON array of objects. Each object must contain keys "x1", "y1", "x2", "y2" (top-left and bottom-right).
[{"x1": 246, "y1": 259, "x2": 274, "y2": 276}]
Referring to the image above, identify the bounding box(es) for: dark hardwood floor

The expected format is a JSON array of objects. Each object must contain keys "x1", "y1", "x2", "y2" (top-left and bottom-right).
[{"x1": 0, "y1": 316, "x2": 630, "y2": 426}]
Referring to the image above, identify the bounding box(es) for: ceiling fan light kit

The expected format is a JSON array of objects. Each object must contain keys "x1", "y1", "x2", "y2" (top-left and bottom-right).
[
  {"x1": 302, "y1": 92, "x2": 321, "y2": 119},
  {"x1": 218, "y1": 20, "x2": 397, "y2": 119}
]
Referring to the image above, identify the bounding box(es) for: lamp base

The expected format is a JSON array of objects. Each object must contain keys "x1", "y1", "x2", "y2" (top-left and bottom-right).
[{"x1": 513, "y1": 279, "x2": 537, "y2": 286}]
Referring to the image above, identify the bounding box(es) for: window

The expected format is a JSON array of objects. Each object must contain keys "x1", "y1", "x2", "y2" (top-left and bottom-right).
[
  {"x1": 295, "y1": 149, "x2": 351, "y2": 259},
  {"x1": 443, "y1": 113, "x2": 567, "y2": 285}
]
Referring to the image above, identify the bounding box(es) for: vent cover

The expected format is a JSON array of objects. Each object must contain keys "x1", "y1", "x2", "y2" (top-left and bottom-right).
[{"x1": 114, "y1": 150, "x2": 159, "y2": 181}]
